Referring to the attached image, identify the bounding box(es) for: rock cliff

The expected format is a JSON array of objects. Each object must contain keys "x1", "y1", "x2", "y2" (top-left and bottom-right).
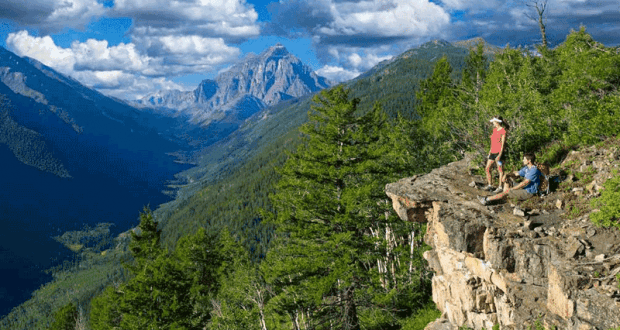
[{"x1": 385, "y1": 145, "x2": 620, "y2": 330}]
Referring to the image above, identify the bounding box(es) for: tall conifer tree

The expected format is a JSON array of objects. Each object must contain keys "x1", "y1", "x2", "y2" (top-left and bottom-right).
[{"x1": 263, "y1": 86, "x2": 419, "y2": 329}]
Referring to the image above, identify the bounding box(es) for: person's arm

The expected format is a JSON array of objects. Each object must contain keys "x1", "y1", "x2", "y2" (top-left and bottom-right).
[
  {"x1": 498, "y1": 133, "x2": 506, "y2": 158},
  {"x1": 488, "y1": 131, "x2": 493, "y2": 157},
  {"x1": 512, "y1": 179, "x2": 530, "y2": 190}
]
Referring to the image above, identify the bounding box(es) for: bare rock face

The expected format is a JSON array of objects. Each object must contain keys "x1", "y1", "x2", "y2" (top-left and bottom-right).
[
  {"x1": 212, "y1": 43, "x2": 330, "y2": 108},
  {"x1": 134, "y1": 44, "x2": 331, "y2": 124},
  {"x1": 385, "y1": 153, "x2": 620, "y2": 330}
]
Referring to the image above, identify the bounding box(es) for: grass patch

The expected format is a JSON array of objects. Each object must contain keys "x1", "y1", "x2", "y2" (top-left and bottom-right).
[
  {"x1": 67, "y1": 244, "x2": 83, "y2": 253},
  {"x1": 400, "y1": 304, "x2": 442, "y2": 330}
]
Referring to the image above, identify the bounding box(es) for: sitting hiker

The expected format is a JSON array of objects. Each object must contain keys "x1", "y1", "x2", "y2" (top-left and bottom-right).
[{"x1": 478, "y1": 152, "x2": 542, "y2": 206}]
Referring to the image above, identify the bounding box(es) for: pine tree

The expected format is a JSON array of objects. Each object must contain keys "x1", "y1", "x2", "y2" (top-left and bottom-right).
[
  {"x1": 262, "y1": 86, "x2": 422, "y2": 329},
  {"x1": 50, "y1": 302, "x2": 78, "y2": 330},
  {"x1": 209, "y1": 230, "x2": 271, "y2": 330},
  {"x1": 91, "y1": 208, "x2": 195, "y2": 330},
  {"x1": 415, "y1": 56, "x2": 456, "y2": 139},
  {"x1": 89, "y1": 286, "x2": 122, "y2": 330},
  {"x1": 459, "y1": 42, "x2": 488, "y2": 107},
  {"x1": 126, "y1": 206, "x2": 163, "y2": 274},
  {"x1": 174, "y1": 227, "x2": 226, "y2": 327}
]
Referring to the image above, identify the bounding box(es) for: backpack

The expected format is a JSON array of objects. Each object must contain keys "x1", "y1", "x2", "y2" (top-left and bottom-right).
[{"x1": 536, "y1": 163, "x2": 550, "y2": 196}]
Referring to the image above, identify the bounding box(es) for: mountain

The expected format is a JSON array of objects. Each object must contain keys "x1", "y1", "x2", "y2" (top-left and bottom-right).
[
  {"x1": 134, "y1": 43, "x2": 331, "y2": 125},
  {"x1": 353, "y1": 38, "x2": 500, "y2": 84},
  {"x1": 452, "y1": 37, "x2": 503, "y2": 55},
  {"x1": 0, "y1": 46, "x2": 203, "y2": 317}
]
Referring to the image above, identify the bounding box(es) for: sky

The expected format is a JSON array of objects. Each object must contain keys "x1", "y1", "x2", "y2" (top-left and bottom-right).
[{"x1": 0, "y1": 0, "x2": 619, "y2": 101}]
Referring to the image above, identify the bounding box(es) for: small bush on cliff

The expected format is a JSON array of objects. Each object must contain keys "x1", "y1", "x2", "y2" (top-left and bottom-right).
[
  {"x1": 50, "y1": 302, "x2": 77, "y2": 330},
  {"x1": 400, "y1": 304, "x2": 441, "y2": 330},
  {"x1": 590, "y1": 170, "x2": 620, "y2": 230}
]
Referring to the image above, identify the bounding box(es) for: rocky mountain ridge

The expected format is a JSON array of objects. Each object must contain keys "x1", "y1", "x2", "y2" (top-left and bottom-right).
[
  {"x1": 385, "y1": 141, "x2": 620, "y2": 330},
  {"x1": 133, "y1": 43, "x2": 331, "y2": 125}
]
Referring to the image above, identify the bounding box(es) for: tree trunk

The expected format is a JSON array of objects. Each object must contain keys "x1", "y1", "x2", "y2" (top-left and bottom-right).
[
  {"x1": 258, "y1": 302, "x2": 267, "y2": 330},
  {"x1": 526, "y1": 1, "x2": 548, "y2": 48},
  {"x1": 291, "y1": 311, "x2": 300, "y2": 330},
  {"x1": 538, "y1": 12, "x2": 547, "y2": 48},
  {"x1": 409, "y1": 229, "x2": 415, "y2": 283},
  {"x1": 343, "y1": 286, "x2": 360, "y2": 330}
]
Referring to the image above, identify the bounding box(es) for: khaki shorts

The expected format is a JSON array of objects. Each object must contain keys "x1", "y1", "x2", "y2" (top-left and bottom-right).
[{"x1": 507, "y1": 189, "x2": 534, "y2": 201}]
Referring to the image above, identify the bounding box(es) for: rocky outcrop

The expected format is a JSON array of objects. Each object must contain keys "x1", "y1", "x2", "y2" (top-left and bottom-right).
[{"x1": 385, "y1": 149, "x2": 620, "y2": 330}]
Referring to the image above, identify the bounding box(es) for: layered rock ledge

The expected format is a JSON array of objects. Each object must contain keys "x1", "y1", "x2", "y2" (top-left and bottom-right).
[{"x1": 385, "y1": 154, "x2": 620, "y2": 330}]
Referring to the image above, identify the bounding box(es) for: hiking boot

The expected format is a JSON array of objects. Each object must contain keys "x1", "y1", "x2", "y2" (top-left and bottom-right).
[
  {"x1": 482, "y1": 185, "x2": 494, "y2": 191},
  {"x1": 477, "y1": 195, "x2": 488, "y2": 206},
  {"x1": 493, "y1": 186, "x2": 503, "y2": 193}
]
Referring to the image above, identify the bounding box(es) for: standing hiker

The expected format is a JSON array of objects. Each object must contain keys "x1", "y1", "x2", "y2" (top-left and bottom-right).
[{"x1": 484, "y1": 116, "x2": 509, "y2": 192}]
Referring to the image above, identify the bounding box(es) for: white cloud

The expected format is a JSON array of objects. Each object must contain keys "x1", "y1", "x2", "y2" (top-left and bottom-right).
[
  {"x1": 71, "y1": 39, "x2": 151, "y2": 73},
  {"x1": 316, "y1": 65, "x2": 361, "y2": 82},
  {"x1": 325, "y1": 44, "x2": 394, "y2": 74},
  {"x1": 6, "y1": 31, "x2": 76, "y2": 74},
  {"x1": 156, "y1": 35, "x2": 240, "y2": 63},
  {"x1": 5, "y1": 30, "x2": 234, "y2": 100},
  {"x1": 318, "y1": 0, "x2": 450, "y2": 38},
  {"x1": 0, "y1": 0, "x2": 106, "y2": 32},
  {"x1": 112, "y1": 0, "x2": 260, "y2": 40},
  {"x1": 45, "y1": 0, "x2": 106, "y2": 28},
  {"x1": 315, "y1": 46, "x2": 394, "y2": 83},
  {"x1": 1, "y1": 0, "x2": 259, "y2": 100},
  {"x1": 81, "y1": 74, "x2": 188, "y2": 100},
  {"x1": 347, "y1": 53, "x2": 363, "y2": 67},
  {"x1": 439, "y1": 0, "x2": 500, "y2": 10}
]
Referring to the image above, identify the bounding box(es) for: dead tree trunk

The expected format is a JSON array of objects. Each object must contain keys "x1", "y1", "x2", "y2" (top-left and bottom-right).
[{"x1": 525, "y1": 0, "x2": 548, "y2": 48}]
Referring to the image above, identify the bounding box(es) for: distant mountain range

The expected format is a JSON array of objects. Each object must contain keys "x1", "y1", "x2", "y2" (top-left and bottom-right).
[{"x1": 133, "y1": 43, "x2": 331, "y2": 126}]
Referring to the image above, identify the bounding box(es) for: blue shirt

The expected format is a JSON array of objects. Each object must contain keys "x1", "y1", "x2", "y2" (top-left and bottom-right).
[{"x1": 518, "y1": 165, "x2": 542, "y2": 194}]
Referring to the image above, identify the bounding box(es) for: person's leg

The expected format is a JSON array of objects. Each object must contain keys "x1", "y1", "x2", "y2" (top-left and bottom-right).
[
  {"x1": 479, "y1": 188, "x2": 532, "y2": 206},
  {"x1": 486, "y1": 189, "x2": 509, "y2": 202},
  {"x1": 494, "y1": 161, "x2": 505, "y2": 192},
  {"x1": 497, "y1": 162, "x2": 504, "y2": 186},
  {"x1": 485, "y1": 159, "x2": 495, "y2": 187},
  {"x1": 507, "y1": 189, "x2": 533, "y2": 201}
]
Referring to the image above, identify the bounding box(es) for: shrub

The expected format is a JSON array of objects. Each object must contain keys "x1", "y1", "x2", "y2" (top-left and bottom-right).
[
  {"x1": 590, "y1": 170, "x2": 620, "y2": 230},
  {"x1": 50, "y1": 302, "x2": 77, "y2": 330},
  {"x1": 400, "y1": 304, "x2": 442, "y2": 330}
]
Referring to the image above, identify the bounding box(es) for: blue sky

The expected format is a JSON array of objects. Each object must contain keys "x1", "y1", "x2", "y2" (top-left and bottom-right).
[{"x1": 1, "y1": 0, "x2": 619, "y2": 100}]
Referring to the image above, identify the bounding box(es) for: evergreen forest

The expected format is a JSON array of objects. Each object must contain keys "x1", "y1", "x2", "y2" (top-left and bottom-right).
[{"x1": 2, "y1": 26, "x2": 620, "y2": 330}]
